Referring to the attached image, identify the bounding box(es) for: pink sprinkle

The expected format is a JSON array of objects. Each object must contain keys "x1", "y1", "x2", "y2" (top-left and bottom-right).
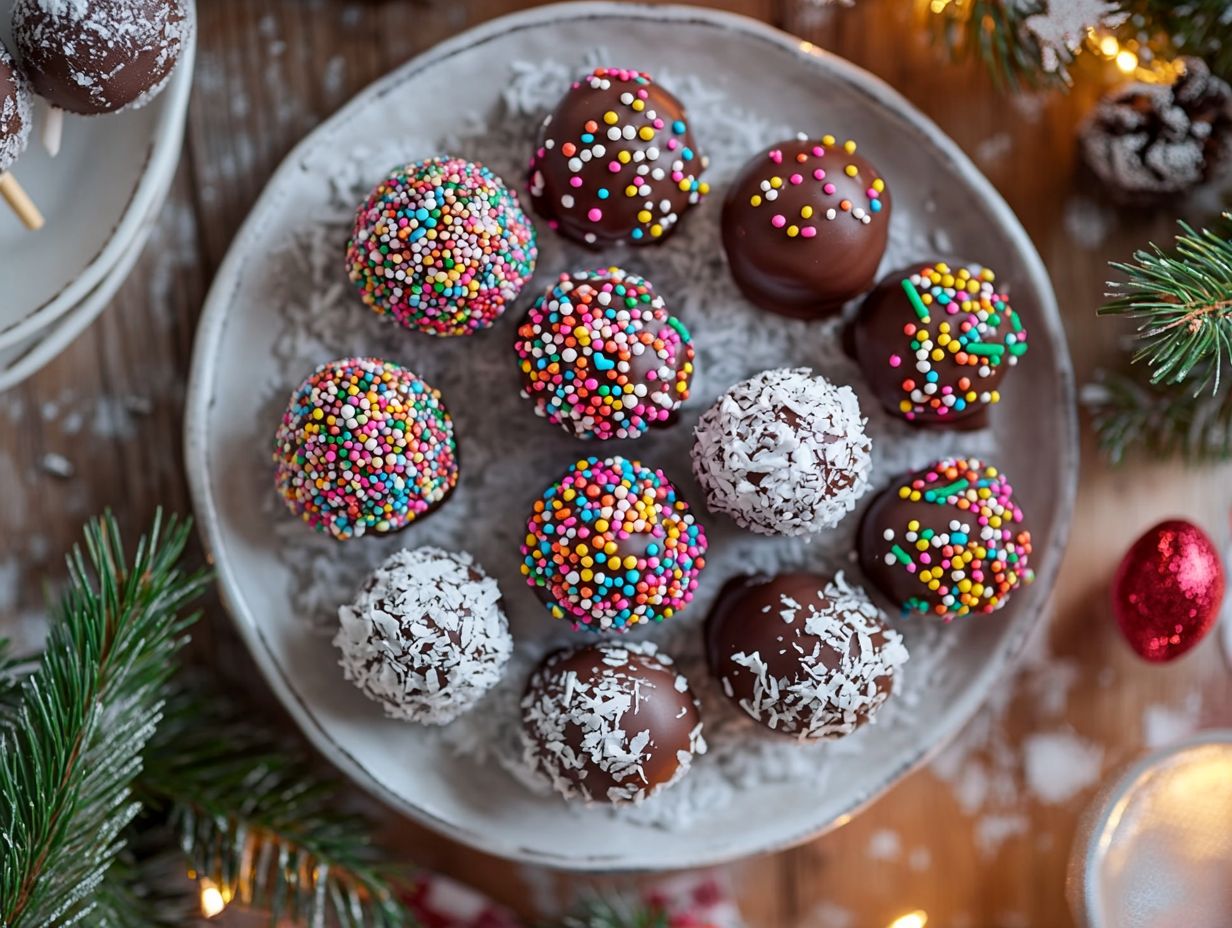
[
  {"x1": 653, "y1": 118, "x2": 664, "y2": 129},
  {"x1": 637, "y1": 88, "x2": 649, "y2": 99},
  {"x1": 667, "y1": 138, "x2": 679, "y2": 150},
  {"x1": 570, "y1": 176, "x2": 583, "y2": 188},
  {"x1": 813, "y1": 168, "x2": 826, "y2": 180},
  {"x1": 608, "y1": 161, "x2": 621, "y2": 173},
  {"x1": 769, "y1": 149, "x2": 783, "y2": 164},
  {"x1": 771, "y1": 214, "x2": 786, "y2": 228},
  {"x1": 868, "y1": 188, "x2": 880, "y2": 198},
  {"x1": 588, "y1": 207, "x2": 603, "y2": 221},
  {"x1": 800, "y1": 226, "x2": 817, "y2": 238},
  {"x1": 823, "y1": 183, "x2": 836, "y2": 195},
  {"x1": 889, "y1": 354, "x2": 901, "y2": 367},
  {"x1": 789, "y1": 173, "x2": 803, "y2": 185},
  {"x1": 812, "y1": 145, "x2": 824, "y2": 156}
]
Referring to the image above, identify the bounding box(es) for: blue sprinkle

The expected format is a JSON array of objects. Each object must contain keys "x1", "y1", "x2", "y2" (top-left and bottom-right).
[
  {"x1": 682, "y1": 148, "x2": 694, "y2": 161},
  {"x1": 597, "y1": 187, "x2": 610, "y2": 199},
  {"x1": 870, "y1": 199, "x2": 882, "y2": 212},
  {"x1": 673, "y1": 120, "x2": 686, "y2": 133}
]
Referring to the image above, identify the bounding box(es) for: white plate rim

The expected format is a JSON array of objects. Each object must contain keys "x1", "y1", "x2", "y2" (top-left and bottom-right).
[
  {"x1": 184, "y1": 0, "x2": 1079, "y2": 871},
  {"x1": 0, "y1": 0, "x2": 197, "y2": 349}
]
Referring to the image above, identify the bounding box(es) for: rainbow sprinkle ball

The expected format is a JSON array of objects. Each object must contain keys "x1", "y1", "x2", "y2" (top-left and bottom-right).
[
  {"x1": 521, "y1": 455, "x2": 708, "y2": 633},
  {"x1": 346, "y1": 156, "x2": 537, "y2": 336},
  {"x1": 273, "y1": 357, "x2": 459, "y2": 540}
]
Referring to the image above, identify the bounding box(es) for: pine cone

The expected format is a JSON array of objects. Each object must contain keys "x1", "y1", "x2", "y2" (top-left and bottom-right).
[{"x1": 1080, "y1": 57, "x2": 1232, "y2": 203}]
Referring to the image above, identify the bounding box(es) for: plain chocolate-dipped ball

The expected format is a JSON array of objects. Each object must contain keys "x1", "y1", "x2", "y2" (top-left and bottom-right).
[
  {"x1": 0, "y1": 41, "x2": 31, "y2": 172},
  {"x1": 852, "y1": 261, "x2": 1028, "y2": 426},
  {"x1": 721, "y1": 134, "x2": 891, "y2": 319},
  {"x1": 858, "y1": 457, "x2": 1034, "y2": 620},
  {"x1": 520, "y1": 640, "x2": 705, "y2": 803},
  {"x1": 705, "y1": 571, "x2": 908, "y2": 740},
  {"x1": 13, "y1": 0, "x2": 189, "y2": 115},
  {"x1": 528, "y1": 66, "x2": 709, "y2": 247}
]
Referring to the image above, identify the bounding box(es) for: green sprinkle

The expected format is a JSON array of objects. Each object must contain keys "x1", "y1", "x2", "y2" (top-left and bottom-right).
[{"x1": 901, "y1": 278, "x2": 931, "y2": 322}]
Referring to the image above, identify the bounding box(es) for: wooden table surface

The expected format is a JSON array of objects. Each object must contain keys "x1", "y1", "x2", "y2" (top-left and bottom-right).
[{"x1": 3, "y1": 1, "x2": 1231, "y2": 926}]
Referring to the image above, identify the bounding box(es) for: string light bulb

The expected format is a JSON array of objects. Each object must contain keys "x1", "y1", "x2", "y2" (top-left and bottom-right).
[
  {"x1": 1115, "y1": 49, "x2": 1139, "y2": 74},
  {"x1": 888, "y1": 912, "x2": 929, "y2": 928},
  {"x1": 199, "y1": 879, "x2": 228, "y2": 919}
]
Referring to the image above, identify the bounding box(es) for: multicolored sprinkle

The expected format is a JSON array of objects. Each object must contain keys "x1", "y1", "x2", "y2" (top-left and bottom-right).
[
  {"x1": 891, "y1": 263, "x2": 1027, "y2": 420},
  {"x1": 515, "y1": 267, "x2": 694, "y2": 440},
  {"x1": 274, "y1": 357, "x2": 459, "y2": 540},
  {"x1": 746, "y1": 133, "x2": 886, "y2": 235},
  {"x1": 346, "y1": 157, "x2": 537, "y2": 336},
  {"x1": 521, "y1": 456, "x2": 708, "y2": 633},
  {"x1": 528, "y1": 67, "x2": 709, "y2": 245},
  {"x1": 878, "y1": 458, "x2": 1033, "y2": 619}
]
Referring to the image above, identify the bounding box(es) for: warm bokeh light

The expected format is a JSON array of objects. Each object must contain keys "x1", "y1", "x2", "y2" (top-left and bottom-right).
[
  {"x1": 888, "y1": 911, "x2": 929, "y2": 928},
  {"x1": 1098, "y1": 35, "x2": 1120, "y2": 57},
  {"x1": 200, "y1": 881, "x2": 227, "y2": 919},
  {"x1": 1115, "y1": 49, "x2": 1139, "y2": 74}
]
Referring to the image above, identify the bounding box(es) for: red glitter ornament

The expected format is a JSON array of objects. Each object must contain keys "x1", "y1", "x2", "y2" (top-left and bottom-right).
[{"x1": 1112, "y1": 520, "x2": 1225, "y2": 662}]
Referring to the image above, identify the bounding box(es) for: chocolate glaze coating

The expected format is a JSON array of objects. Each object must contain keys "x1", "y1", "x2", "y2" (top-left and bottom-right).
[
  {"x1": 721, "y1": 135, "x2": 891, "y2": 319},
  {"x1": 852, "y1": 262, "x2": 1028, "y2": 426},
  {"x1": 705, "y1": 572, "x2": 906, "y2": 741},
  {"x1": 857, "y1": 457, "x2": 1034, "y2": 620},
  {"x1": 0, "y1": 41, "x2": 31, "y2": 172},
  {"x1": 528, "y1": 67, "x2": 708, "y2": 247},
  {"x1": 13, "y1": 0, "x2": 188, "y2": 115},
  {"x1": 520, "y1": 641, "x2": 704, "y2": 803}
]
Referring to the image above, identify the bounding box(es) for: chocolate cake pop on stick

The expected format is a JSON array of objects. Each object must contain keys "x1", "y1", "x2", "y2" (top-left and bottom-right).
[
  {"x1": 0, "y1": 41, "x2": 42, "y2": 230},
  {"x1": 12, "y1": 0, "x2": 190, "y2": 156}
]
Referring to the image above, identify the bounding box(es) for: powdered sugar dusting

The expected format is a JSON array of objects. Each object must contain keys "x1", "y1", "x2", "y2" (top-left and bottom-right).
[
  {"x1": 335, "y1": 546, "x2": 512, "y2": 725},
  {"x1": 0, "y1": 43, "x2": 32, "y2": 172},
  {"x1": 692, "y1": 368, "x2": 873, "y2": 536},
  {"x1": 256, "y1": 53, "x2": 1003, "y2": 829}
]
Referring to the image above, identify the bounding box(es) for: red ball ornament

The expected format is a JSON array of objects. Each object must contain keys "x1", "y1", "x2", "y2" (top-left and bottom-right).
[{"x1": 1112, "y1": 519, "x2": 1225, "y2": 662}]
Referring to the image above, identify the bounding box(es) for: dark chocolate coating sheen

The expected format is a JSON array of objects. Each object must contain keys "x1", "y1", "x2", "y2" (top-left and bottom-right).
[
  {"x1": 721, "y1": 136, "x2": 891, "y2": 319},
  {"x1": 528, "y1": 67, "x2": 708, "y2": 247},
  {"x1": 852, "y1": 262, "x2": 1027, "y2": 427},
  {"x1": 522, "y1": 644, "x2": 700, "y2": 801},
  {"x1": 13, "y1": 0, "x2": 187, "y2": 115},
  {"x1": 705, "y1": 572, "x2": 895, "y2": 739}
]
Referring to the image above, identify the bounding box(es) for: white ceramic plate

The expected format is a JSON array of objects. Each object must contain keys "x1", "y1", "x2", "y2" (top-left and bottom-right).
[
  {"x1": 0, "y1": 0, "x2": 194, "y2": 349},
  {"x1": 185, "y1": 3, "x2": 1078, "y2": 871}
]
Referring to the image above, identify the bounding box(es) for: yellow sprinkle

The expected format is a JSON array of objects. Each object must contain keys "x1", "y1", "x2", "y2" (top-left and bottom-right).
[
  {"x1": 638, "y1": 126, "x2": 654, "y2": 141},
  {"x1": 625, "y1": 184, "x2": 639, "y2": 197},
  {"x1": 698, "y1": 181, "x2": 710, "y2": 194},
  {"x1": 618, "y1": 150, "x2": 631, "y2": 164},
  {"x1": 800, "y1": 205, "x2": 813, "y2": 218},
  {"x1": 650, "y1": 224, "x2": 663, "y2": 237},
  {"x1": 603, "y1": 110, "x2": 619, "y2": 125},
  {"x1": 637, "y1": 209, "x2": 652, "y2": 223},
  {"x1": 632, "y1": 99, "x2": 645, "y2": 112},
  {"x1": 769, "y1": 176, "x2": 783, "y2": 189},
  {"x1": 843, "y1": 139, "x2": 857, "y2": 154},
  {"x1": 750, "y1": 194, "x2": 762, "y2": 207},
  {"x1": 844, "y1": 164, "x2": 858, "y2": 177},
  {"x1": 822, "y1": 134, "x2": 836, "y2": 146},
  {"x1": 872, "y1": 178, "x2": 885, "y2": 192}
]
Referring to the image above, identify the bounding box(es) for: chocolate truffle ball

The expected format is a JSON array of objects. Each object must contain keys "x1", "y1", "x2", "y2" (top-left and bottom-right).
[
  {"x1": 273, "y1": 357, "x2": 459, "y2": 540},
  {"x1": 853, "y1": 262, "x2": 1028, "y2": 426},
  {"x1": 858, "y1": 457, "x2": 1034, "y2": 620},
  {"x1": 346, "y1": 157, "x2": 537, "y2": 336},
  {"x1": 528, "y1": 67, "x2": 709, "y2": 247},
  {"x1": 12, "y1": 0, "x2": 189, "y2": 115},
  {"x1": 0, "y1": 42, "x2": 31, "y2": 173},
  {"x1": 520, "y1": 455, "x2": 707, "y2": 633},
  {"x1": 721, "y1": 134, "x2": 891, "y2": 319},
  {"x1": 691, "y1": 368, "x2": 872, "y2": 536},
  {"x1": 335, "y1": 547, "x2": 512, "y2": 725},
  {"x1": 514, "y1": 267, "x2": 694, "y2": 440},
  {"x1": 521, "y1": 640, "x2": 705, "y2": 803},
  {"x1": 705, "y1": 571, "x2": 908, "y2": 740}
]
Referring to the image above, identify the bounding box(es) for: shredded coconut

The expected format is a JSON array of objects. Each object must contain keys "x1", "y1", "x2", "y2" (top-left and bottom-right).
[
  {"x1": 335, "y1": 547, "x2": 513, "y2": 726},
  {"x1": 692, "y1": 368, "x2": 872, "y2": 536}
]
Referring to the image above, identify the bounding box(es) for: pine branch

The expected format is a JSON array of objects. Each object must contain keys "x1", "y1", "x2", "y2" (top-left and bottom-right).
[
  {"x1": 0, "y1": 513, "x2": 208, "y2": 928},
  {"x1": 928, "y1": 0, "x2": 1067, "y2": 90},
  {"x1": 0, "y1": 638, "x2": 36, "y2": 731},
  {"x1": 555, "y1": 898, "x2": 673, "y2": 928},
  {"x1": 1084, "y1": 366, "x2": 1232, "y2": 462},
  {"x1": 1099, "y1": 215, "x2": 1232, "y2": 393},
  {"x1": 1137, "y1": 0, "x2": 1232, "y2": 81},
  {"x1": 137, "y1": 679, "x2": 419, "y2": 928}
]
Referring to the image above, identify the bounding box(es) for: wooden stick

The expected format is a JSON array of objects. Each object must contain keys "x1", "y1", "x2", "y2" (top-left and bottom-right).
[
  {"x1": 42, "y1": 104, "x2": 64, "y2": 157},
  {"x1": 0, "y1": 172, "x2": 45, "y2": 230}
]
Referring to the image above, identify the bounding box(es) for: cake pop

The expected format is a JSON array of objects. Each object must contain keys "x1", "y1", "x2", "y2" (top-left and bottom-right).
[
  {"x1": 0, "y1": 41, "x2": 42, "y2": 230},
  {"x1": 12, "y1": 0, "x2": 190, "y2": 155}
]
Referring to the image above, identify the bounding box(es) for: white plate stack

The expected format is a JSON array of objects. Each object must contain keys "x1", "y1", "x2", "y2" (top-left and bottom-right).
[{"x1": 0, "y1": 0, "x2": 195, "y2": 392}]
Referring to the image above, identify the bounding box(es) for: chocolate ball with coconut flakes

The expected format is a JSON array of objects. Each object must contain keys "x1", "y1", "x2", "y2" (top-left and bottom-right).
[
  {"x1": 13, "y1": 0, "x2": 190, "y2": 115},
  {"x1": 520, "y1": 640, "x2": 705, "y2": 804},
  {"x1": 705, "y1": 571, "x2": 908, "y2": 741},
  {"x1": 335, "y1": 547, "x2": 513, "y2": 726},
  {"x1": 691, "y1": 368, "x2": 872, "y2": 536}
]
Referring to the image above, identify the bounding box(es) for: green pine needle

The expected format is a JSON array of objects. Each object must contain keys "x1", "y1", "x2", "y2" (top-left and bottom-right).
[
  {"x1": 1100, "y1": 215, "x2": 1232, "y2": 394},
  {"x1": 0, "y1": 512, "x2": 208, "y2": 928},
  {"x1": 1086, "y1": 366, "x2": 1232, "y2": 462},
  {"x1": 137, "y1": 679, "x2": 418, "y2": 928},
  {"x1": 0, "y1": 638, "x2": 36, "y2": 732},
  {"x1": 557, "y1": 897, "x2": 673, "y2": 928},
  {"x1": 928, "y1": 0, "x2": 1077, "y2": 90}
]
